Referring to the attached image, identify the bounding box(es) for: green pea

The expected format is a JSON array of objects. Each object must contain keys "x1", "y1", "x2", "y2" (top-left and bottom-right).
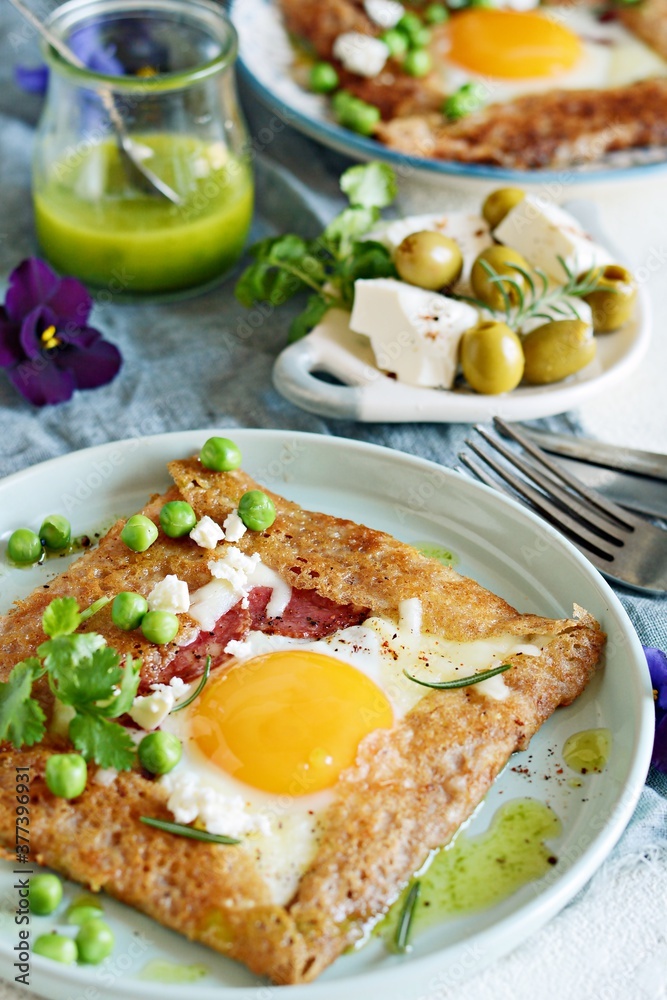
[
  {"x1": 111, "y1": 591, "x2": 148, "y2": 631},
  {"x1": 380, "y1": 28, "x2": 408, "y2": 58},
  {"x1": 200, "y1": 436, "x2": 242, "y2": 472},
  {"x1": 337, "y1": 97, "x2": 381, "y2": 136},
  {"x1": 76, "y1": 918, "x2": 115, "y2": 964},
  {"x1": 138, "y1": 731, "x2": 183, "y2": 775},
  {"x1": 7, "y1": 528, "x2": 42, "y2": 565},
  {"x1": 68, "y1": 903, "x2": 104, "y2": 926},
  {"x1": 332, "y1": 89, "x2": 356, "y2": 114},
  {"x1": 29, "y1": 873, "x2": 63, "y2": 915},
  {"x1": 424, "y1": 3, "x2": 449, "y2": 24},
  {"x1": 159, "y1": 501, "x2": 196, "y2": 538},
  {"x1": 33, "y1": 933, "x2": 77, "y2": 965},
  {"x1": 397, "y1": 12, "x2": 423, "y2": 38},
  {"x1": 141, "y1": 610, "x2": 179, "y2": 645},
  {"x1": 120, "y1": 514, "x2": 158, "y2": 553},
  {"x1": 443, "y1": 81, "x2": 487, "y2": 121},
  {"x1": 310, "y1": 61, "x2": 339, "y2": 93},
  {"x1": 238, "y1": 490, "x2": 276, "y2": 532},
  {"x1": 45, "y1": 753, "x2": 87, "y2": 800},
  {"x1": 39, "y1": 514, "x2": 71, "y2": 551},
  {"x1": 403, "y1": 49, "x2": 432, "y2": 77},
  {"x1": 410, "y1": 26, "x2": 432, "y2": 48}
]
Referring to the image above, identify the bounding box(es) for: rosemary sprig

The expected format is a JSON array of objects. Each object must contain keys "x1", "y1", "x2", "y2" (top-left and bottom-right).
[
  {"x1": 139, "y1": 816, "x2": 240, "y2": 845},
  {"x1": 78, "y1": 596, "x2": 111, "y2": 622},
  {"x1": 394, "y1": 881, "x2": 421, "y2": 953},
  {"x1": 172, "y1": 656, "x2": 211, "y2": 713},
  {"x1": 459, "y1": 255, "x2": 617, "y2": 331},
  {"x1": 403, "y1": 663, "x2": 512, "y2": 690}
]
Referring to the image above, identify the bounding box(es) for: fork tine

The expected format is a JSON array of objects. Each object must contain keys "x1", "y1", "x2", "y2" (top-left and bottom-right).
[
  {"x1": 474, "y1": 426, "x2": 627, "y2": 544},
  {"x1": 460, "y1": 446, "x2": 613, "y2": 575},
  {"x1": 465, "y1": 437, "x2": 620, "y2": 561},
  {"x1": 458, "y1": 453, "x2": 518, "y2": 498},
  {"x1": 493, "y1": 418, "x2": 643, "y2": 529}
]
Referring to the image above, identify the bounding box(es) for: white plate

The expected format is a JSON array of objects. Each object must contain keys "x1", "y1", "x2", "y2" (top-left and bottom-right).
[
  {"x1": 231, "y1": 0, "x2": 667, "y2": 188},
  {"x1": 0, "y1": 430, "x2": 655, "y2": 1000},
  {"x1": 272, "y1": 287, "x2": 650, "y2": 422}
]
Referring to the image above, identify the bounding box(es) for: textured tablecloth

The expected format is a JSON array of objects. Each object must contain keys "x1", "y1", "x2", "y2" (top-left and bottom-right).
[{"x1": 0, "y1": 8, "x2": 666, "y2": 998}]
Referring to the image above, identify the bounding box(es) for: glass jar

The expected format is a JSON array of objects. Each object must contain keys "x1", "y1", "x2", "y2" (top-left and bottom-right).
[{"x1": 33, "y1": 0, "x2": 253, "y2": 295}]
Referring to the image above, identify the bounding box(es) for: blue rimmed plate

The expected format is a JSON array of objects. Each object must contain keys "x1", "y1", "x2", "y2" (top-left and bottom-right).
[
  {"x1": 231, "y1": 0, "x2": 667, "y2": 187},
  {"x1": 0, "y1": 430, "x2": 655, "y2": 1000}
]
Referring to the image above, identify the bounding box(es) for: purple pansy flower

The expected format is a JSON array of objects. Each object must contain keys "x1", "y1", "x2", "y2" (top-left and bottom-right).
[
  {"x1": 644, "y1": 645, "x2": 667, "y2": 773},
  {"x1": 0, "y1": 258, "x2": 122, "y2": 407}
]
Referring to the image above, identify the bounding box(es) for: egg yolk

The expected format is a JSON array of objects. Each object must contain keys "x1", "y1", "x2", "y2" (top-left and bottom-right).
[
  {"x1": 191, "y1": 651, "x2": 394, "y2": 795},
  {"x1": 446, "y1": 10, "x2": 583, "y2": 80}
]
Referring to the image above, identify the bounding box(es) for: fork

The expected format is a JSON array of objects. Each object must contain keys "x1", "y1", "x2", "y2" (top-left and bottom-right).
[{"x1": 459, "y1": 418, "x2": 667, "y2": 594}]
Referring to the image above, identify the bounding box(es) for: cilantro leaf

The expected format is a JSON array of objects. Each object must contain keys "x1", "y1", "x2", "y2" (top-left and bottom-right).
[
  {"x1": 38, "y1": 633, "x2": 106, "y2": 679},
  {"x1": 288, "y1": 295, "x2": 332, "y2": 343},
  {"x1": 340, "y1": 163, "x2": 397, "y2": 210},
  {"x1": 69, "y1": 713, "x2": 136, "y2": 771},
  {"x1": 101, "y1": 655, "x2": 142, "y2": 719},
  {"x1": 53, "y1": 646, "x2": 123, "y2": 708},
  {"x1": 42, "y1": 597, "x2": 81, "y2": 638},
  {"x1": 0, "y1": 659, "x2": 46, "y2": 747}
]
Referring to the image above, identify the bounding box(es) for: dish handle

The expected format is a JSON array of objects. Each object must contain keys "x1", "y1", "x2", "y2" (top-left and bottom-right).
[{"x1": 273, "y1": 334, "x2": 364, "y2": 420}]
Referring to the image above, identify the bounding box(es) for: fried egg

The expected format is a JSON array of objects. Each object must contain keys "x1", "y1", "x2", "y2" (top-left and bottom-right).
[
  {"x1": 439, "y1": 7, "x2": 667, "y2": 103},
  {"x1": 158, "y1": 596, "x2": 551, "y2": 904}
]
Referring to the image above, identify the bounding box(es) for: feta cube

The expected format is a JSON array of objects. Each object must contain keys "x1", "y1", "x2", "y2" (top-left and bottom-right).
[
  {"x1": 332, "y1": 32, "x2": 389, "y2": 77},
  {"x1": 368, "y1": 212, "x2": 492, "y2": 284},
  {"x1": 147, "y1": 574, "x2": 190, "y2": 615},
  {"x1": 190, "y1": 514, "x2": 224, "y2": 550},
  {"x1": 350, "y1": 278, "x2": 479, "y2": 388},
  {"x1": 494, "y1": 196, "x2": 613, "y2": 281},
  {"x1": 364, "y1": 0, "x2": 404, "y2": 28}
]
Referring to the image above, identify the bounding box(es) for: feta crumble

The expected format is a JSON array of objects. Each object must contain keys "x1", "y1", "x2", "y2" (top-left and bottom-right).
[
  {"x1": 223, "y1": 508, "x2": 247, "y2": 542},
  {"x1": 161, "y1": 771, "x2": 272, "y2": 838},
  {"x1": 128, "y1": 677, "x2": 191, "y2": 731},
  {"x1": 190, "y1": 515, "x2": 224, "y2": 550},
  {"x1": 147, "y1": 574, "x2": 190, "y2": 615},
  {"x1": 333, "y1": 32, "x2": 389, "y2": 77},
  {"x1": 364, "y1": 0, "x2": 403, "y2": 28}
]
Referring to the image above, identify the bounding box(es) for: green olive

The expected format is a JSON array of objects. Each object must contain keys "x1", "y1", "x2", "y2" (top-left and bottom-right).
[
  {"x1": 394, "y1": 231, "x2": 463, "y2": 290},
  {"x1": 482, "y1": 188, "x2": 526, "y2": 230},
  {"x1": 471, "y1": 246, "x2": 530, "y2": 311},
  {"x1": 581, "y1": 264, "x2": 637, "y2": 333},
  {"x1": 522, "y1": 319, "x2": 596, "y2": 385},
  {"x1": 460, "y1": 321, "x2": 524, "y2": 394}
]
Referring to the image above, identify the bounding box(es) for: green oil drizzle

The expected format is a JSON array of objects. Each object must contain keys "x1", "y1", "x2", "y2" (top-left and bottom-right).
[
  {"x1": 138, "y1": 959, "x2": 208, "y2": 984},
  {"x1": 412, "y1": 541, "x2": 458, "y2": 568},
  {"x1": 562, "y1": 728, "x2": 611, "y2": 775},
  {"x1": 377, "y1": 798, "x2": 561, "y2": 948}
]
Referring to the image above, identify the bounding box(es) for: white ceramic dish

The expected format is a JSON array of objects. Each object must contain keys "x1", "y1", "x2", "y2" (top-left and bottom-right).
[
  {"x1": 0, "y1": 430, "x2": 655, "y2": 1000},
  {"x1": 272, "y1": 285, "x2": 650, "y2": 422},
  {"x1": 231, "y1": 0, "x2": 667, "y2": 188}
]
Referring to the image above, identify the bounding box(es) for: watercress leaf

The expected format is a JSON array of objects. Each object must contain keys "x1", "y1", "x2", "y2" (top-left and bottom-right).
[
  {"x1": 42, "y1": 597, "x2": 81, "y2": 638},
  {"x1": 38, "y1": 633, "x2": 106, "y2": 679},
  {"x1": 340, "y1": 163, "x2": 397, "y2": 209},
  {"x1": 101, "y1": 655, "x2": 142, "y2": 719},
  {"x1": 347, "y1": 240, "x2": 397, "y2": 280},
  {"x1": 235, "y1": 260, "x2": 275, "y2": 306},
  {"x1": 69, "y1": 713, "x2": 136, "y2": 771},
  {"x1": 0, "y1": 659, "x2": 46, "y2": 747},
  {"x1": 265, "y1": 268, "x2": 307, "y2": 306},
  {"x1": 265, "y1": 234, "x2": 310, "y2": 266},
  {"x1": 324, "y1": 206, "x2": 380, "y2": 251},
  {"x1": 288, "y1": 295, "x2": 331, "y2": 343}
]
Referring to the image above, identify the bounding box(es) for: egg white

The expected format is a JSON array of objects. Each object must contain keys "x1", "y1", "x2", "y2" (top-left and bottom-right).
[
  {"x1": 439, "y1": 7, "x2": 667, "y2": 104},
  {"x1": 154, "y1": 599, "x2": 552, "y2": 904}
]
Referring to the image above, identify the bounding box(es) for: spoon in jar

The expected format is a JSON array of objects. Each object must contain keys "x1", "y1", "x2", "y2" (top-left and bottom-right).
[{"x1": 8, "y1": 0, "x2": 183, "y2": 205}]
